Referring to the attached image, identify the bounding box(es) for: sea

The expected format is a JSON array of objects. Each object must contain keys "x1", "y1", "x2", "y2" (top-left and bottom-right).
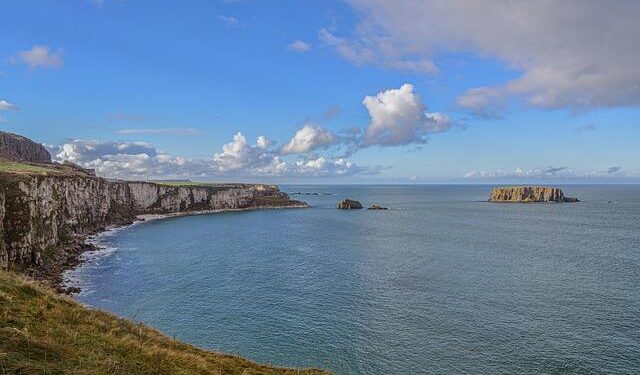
[{"x1": 64, "y1": 185, "x2": 640, "y2": 374}]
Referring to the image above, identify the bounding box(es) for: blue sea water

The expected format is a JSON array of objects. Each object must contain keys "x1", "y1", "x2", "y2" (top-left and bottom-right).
[{"x1": 67, "y1": 185, "x2": 640, "y2": 374}]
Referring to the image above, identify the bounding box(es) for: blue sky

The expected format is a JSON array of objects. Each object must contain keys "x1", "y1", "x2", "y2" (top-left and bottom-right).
[{"x1": 1, "y1": 0, "x2": 639, "y2": 183}]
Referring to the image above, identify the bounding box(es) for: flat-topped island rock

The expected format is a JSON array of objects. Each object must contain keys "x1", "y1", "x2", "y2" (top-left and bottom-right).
[{"x1": 489, "y1": 186, "x2": 579, "y2": 203}]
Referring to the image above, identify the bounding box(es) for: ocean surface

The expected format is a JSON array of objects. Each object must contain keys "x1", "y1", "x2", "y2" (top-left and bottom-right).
[{"x1": 65, "y1": 185, "x2": 640, "y2": 374}]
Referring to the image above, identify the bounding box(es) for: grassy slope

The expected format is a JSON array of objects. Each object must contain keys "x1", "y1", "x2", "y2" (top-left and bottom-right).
[
  {"x1": 0, "y1": 161, "x2": 60, "y2": 175},
  {"x1": 0, "y1": 271, "x2": 327, "y2": 375}
]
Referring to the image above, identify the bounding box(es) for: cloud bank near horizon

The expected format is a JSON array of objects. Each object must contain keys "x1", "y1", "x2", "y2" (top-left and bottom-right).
[{"x1": 463, "y1": 165, "x2": 637, "y2": 182}]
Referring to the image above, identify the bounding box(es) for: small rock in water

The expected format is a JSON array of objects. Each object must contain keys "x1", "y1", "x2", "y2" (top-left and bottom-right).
[
  {"x1": 337, "y1": 199, "x2": 363, "y2": 209},
  {"x1": 368, "y1": 204, "x2": 388, "y2": 210}
]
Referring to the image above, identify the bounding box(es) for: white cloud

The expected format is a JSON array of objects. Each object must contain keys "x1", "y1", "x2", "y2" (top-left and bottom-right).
[
  {"x1": 335, "y1": 1, "x2": 640, "y2": 112},
  {"x1": 281, "y1": 124, "x2": 336, "y2": 154},
  {"x1": 53, "y1": 140, "x2": 205, "y2": 179},
  {"x1": 218, "y1": 15, "x2": 241, "y2": 28},
  {"x1": 362, "y1": 83, "x2": 451, "y2": 146},
  {"x1": 0, "y1": 100, "x2": 18, "y2": 111},
  {"x1": 55, "y1": 140, "x2": 159, "y2": 164},
  {"x1": 11, "y1": 45, "x2": 63, "y2": 68},
  {"x1": 52, "y1": 133, "x2": 377, "y2": 180},
  {"x1": 256, "y1": 135, "x2": 272, "y2": 149},
  {"x1": 116, "y1": 128, "x2": 205, "y2": 136},
  {"x1": 213, "y1": 132, "x2": 288, "y2": 175},
  {"x1": 287, "y1": 40, "x2": 312, "y2": 53}
]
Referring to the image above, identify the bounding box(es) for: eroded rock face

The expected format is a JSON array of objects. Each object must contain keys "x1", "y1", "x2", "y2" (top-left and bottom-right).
[
  {"x1": 489, "y1": 186, "x2": 579, "y2": 203},
  {"x1": 0, "y1": 131, "x2": 51, "y2": 162},
  {"x1": 337, "y1": 199, "x2": 363, "y2": 209},
  {"x1": 0, "y1": 174, "x2": 305, "y2": 270}
]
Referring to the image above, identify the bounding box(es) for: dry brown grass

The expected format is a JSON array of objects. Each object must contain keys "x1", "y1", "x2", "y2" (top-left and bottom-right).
[{"x1": 0, "y1": 271, "x2": 328, "y2": 375}]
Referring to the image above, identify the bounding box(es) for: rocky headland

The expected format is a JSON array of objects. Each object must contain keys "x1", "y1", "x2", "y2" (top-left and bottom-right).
[
  {"x1": 489, "y1": 186, "x2": 579, "y2": 203},
  {"x1": 0, "y1": 131, "x2": 307, "y2": 290}
]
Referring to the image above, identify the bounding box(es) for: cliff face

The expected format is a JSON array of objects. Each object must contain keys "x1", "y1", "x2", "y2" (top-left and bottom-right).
[
  {"x1": 489, "y1": 186, "x2": 579, "y2": 203},
  {"x1": 0, "y1": 173, "x2": 304, "y2": 272},
  {"x1": 0, "y1": 131, "x2": 51, "y2": 163}
]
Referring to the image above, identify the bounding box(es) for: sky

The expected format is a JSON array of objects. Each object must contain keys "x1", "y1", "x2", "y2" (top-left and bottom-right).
[{"x1": 1, "y1": 0, "x2": 639, "y2": 183}]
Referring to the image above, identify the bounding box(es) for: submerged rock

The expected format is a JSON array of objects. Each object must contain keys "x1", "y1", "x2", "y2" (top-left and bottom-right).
[
  {"x1": 337, "y1": 199, "x2": 363, "y2": 209},
  {"x1": 489, "y1": 186, "x2": 579, "y2": 203},
  {"x1": 368, "y1": 204, "x2": 388, "y2": 210}
]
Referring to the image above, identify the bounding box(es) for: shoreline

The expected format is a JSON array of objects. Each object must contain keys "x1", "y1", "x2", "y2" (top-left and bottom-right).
[{"x1": 58, "y1": 204, "x2": 309, "y2": 294}]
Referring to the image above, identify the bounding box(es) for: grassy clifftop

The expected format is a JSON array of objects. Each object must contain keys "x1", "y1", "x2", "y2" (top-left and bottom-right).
[{"x1": 0, "y1": 271, "x2": 327, "y2": 375}]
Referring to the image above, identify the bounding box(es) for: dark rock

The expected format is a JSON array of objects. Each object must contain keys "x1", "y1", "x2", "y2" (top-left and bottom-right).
[
  {"x1": 368, "y1": 204, "x2": 388, "y2": 210},
  {"x1": 337, "y1": 199, "x2": 363, "y2": 209},
  {"x1": 0, "y1": 131, "x2": 51, "y2": 162}
]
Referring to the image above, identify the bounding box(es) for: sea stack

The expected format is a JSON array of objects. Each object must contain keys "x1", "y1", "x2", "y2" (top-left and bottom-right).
[
  {"x1": 489, "y1": 186, "x2": 579, "y2": 203},
  {"x1": 337, "y1": 199, "x2": 363, "y2": 209}
]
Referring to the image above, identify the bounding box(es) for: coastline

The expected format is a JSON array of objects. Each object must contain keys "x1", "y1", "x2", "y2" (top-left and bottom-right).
[{"x1": 60, "y1": 204, "x2": 309, "y2": 294}]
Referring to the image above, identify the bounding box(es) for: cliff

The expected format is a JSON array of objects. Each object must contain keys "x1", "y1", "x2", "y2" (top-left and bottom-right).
[
  {"x1": 0, "y1": 131, "x2": 51, "y2": 163},
  {"x1": 489, "y1": 186, "x2": 579, "y2": 203},
  {"x1": 0, "y1": 163, "x2": 305, "y2": 286}
]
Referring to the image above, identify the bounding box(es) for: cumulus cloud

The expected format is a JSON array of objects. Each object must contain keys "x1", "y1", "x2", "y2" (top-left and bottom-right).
[
  {"x1": 51, "y1": 132, "x2": 377, "y2": 180},
  {"x1": 293, "y1": 156, "x2": 368, "y2": 177},
  {"x1": 56, "y1": 140, "x2": 159, "y2": 164},
  {"x1": 0, "y1": 100, "x2": 18, "y2": 111},
  {"x1": 334, "y1": 1, "x2": 640, "y2": 112},
  {"x1": 281, "y1": 124, "x2": 336, "y2": 154},
  {"x1": 287, "y1": 40, "x2": 312, "y2": 53},
  {"x1": 256, "y1": 135, "x2": 272, "y2": 149},
  {"x1": 362, "y1": 83, "x2": 451, "y2": 146},
  {"x1": 11, "y1": 45, "x2": 63, "y2": 68},
  {"x1": 213, "y1": 132, "x2": 288, "y2": 175},
  {"x1": 53, "y1": 140, "x2": 204, "y2": 179}
]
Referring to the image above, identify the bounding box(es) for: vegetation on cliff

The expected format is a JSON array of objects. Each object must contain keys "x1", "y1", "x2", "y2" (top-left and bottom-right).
[{"x1": 0, "y1": 270, "x2": 327, "y2": 375}]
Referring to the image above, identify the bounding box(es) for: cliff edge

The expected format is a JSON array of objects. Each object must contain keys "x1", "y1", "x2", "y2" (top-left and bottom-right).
[
  {"x1": 489, "y1": 186, "x2": 579, "y2": 203},
  {"x1": 0, "y1": 134, "x2": 306, "y2": 288}
]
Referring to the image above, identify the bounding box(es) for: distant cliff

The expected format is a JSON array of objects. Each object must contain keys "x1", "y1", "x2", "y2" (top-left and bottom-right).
[
  {"x1": 489, "y1": 186, "x2": 579, "y2": 203},
  {"x1": 0, "y1": 133, "x2": 305, "y2": 286},
  {"x1": 0, "y1": 131, "x2": 51, "y2": 163},
  {"x1": 0, "y1": 170, "x2": 305, "y2": 280}
]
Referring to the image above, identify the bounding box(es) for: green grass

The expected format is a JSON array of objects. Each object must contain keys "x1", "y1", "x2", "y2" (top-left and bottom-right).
[
  {"x1": 0, "y1": 161, "x2": 60, "y2": 175},
  {"x1": 0, "y1": 271, "x2": 328, "y2": 375}
]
